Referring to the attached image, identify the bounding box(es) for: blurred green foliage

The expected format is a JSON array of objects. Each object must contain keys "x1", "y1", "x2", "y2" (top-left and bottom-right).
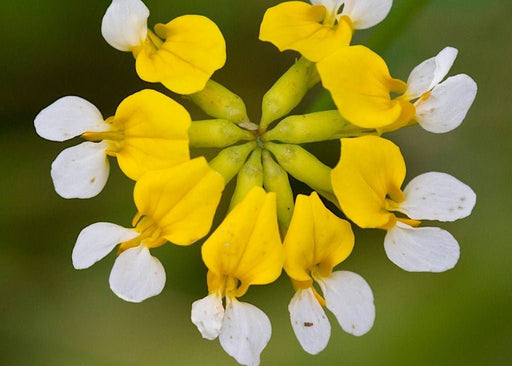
[{"x1": 1, "y1": 0, "x2": 511, "y2": 365}]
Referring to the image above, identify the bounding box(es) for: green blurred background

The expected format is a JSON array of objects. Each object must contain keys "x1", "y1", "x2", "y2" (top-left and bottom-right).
[{"x1": 1, "y1": 0, "x2": 511, "y2": 365}]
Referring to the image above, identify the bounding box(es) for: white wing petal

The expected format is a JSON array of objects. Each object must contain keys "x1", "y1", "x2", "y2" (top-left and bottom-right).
[
  {"x1": 406, "y1": 47, "x2": 458, "y2": 99},
  {"x1": 341, "y1": 0, "x2": 392, "y2": 30},
  {"x1": 317, "y1": 271, "x2": 375, "y2": 336},
  {"x1": 191, "y1": 293, "x2": 225, "y2": 340},
  {"x1": 109, "y1": 245, "x2": 166, "y2": 303},
  {"x1": 384, "y1": 222, "x2": 460, "y2": 272},
  {"x1": 219, "y1": 298, "x2": 271, "y2": 366},
  {"x1": 288, "y1": 287, "x2": 331, "y2": 355},
  {"x1": 34, "y1": 96, "x2": 107, "y2": 142},
  {"x1": 415, "y1": 74, "x2": 477, "y2": 133},
  {"x1": 72, "y1": 222, "x2": 139, "y2": 269},
  {"x1": 101, "y1": 0, "x2": 149, "y2": 52},
  {"x1": 51, "y1": 141, "x2": 109, "y2": 199},
  {"x1": 399, "y1": 172, "x2": 476, "y2": 221}
]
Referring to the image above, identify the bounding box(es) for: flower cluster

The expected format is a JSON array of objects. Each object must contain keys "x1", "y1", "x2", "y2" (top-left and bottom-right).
[{"x1": 35, "y1": 0, "x2": 477, "y2": 365}]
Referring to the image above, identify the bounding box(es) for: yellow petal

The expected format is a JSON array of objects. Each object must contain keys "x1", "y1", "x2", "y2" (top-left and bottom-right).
[
  {"x1": 259, "y1": 2, "x2": 352, "y2": 62},
  {"x1": 113, "y1": 89, "x2": 191, "y2": 180},
  {"x1": 201, "y1": 187, "x2": 284, "y2": 297},
  {"x1": 284, "y1": 192, "x2": 354, "y2": 282},
  {"x1": 317, "y1": 45, "x2": 407, "y2": 128},
  {"x1": 331, "y1": 136, "x2": 405, "y2": 228},
  {"x1": 135, "y1": 15, "x2": 226, "y2": 95},
  {"x1": 134, "y1": 158, "x2": 225, "y2": 245}
]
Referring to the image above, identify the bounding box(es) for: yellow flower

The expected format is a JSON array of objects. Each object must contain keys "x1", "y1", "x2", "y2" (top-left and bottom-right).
[
  {"x1": 259, "y1": 0, "x2": 392, "y2": 62},
  {"x1": 191, "y1": 187, "x2": 284, "y2": 366},
  {"x1": 101, "y1": 0, "x2": 226, "y2": 94},
  {"x1": 72, "y1": 158, "x2": 225, "y2": 302},
  {"x1": 317, "y1": 46, "x2": 477, "y2": 131},
  {"x1": 34, "y1": 89, "x2": 191, "y2": 198},
  {"x1": 283, "y1": 192, "x2": 374, "y2": 354},
  {"x1": 331, "y1": 136, "x2": 476, "y2": 272}
]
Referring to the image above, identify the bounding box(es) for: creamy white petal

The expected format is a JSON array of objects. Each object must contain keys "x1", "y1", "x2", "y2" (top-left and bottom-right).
[
  {"x1": 415, "y1": 74, "x2": 477, "y2": 133},
  {"x1": 72, "y1": 222, "x2": 139, "y2": 269},
  {"x1": 34, "y1": 96, "x2": 107, "y2": 142},
  {"x1": 317, "y1": 271, "x2": 375, "y2": 336},
  {"x1": 191, "y1": 293, "x2": 225, "y2": 340},
  {"x1": 341, "y1": 0, "x2": 392, "y2": 29},
  {"x1": 385, "y1": 222, "x2": 460, "y2": 272},
  {"x1": 406, "y1": 47, "x2": 458, "y2": 99},
  {"x1": 109, "y1": 245, "x2": 166, "y2": 303},
  {"x1": 219, "y1": 298, "x2": 271, "y2": 366},
  {"x1": 311, "y1": 0, "x2": 344, "y2": 15},
  {"x1": 399, "y1": 172, "x2": 476, "y2": 221},
  {"x1": 101, "y1": 0, "x2": 149, "y2": 52},
  {"x1": 51, "y1": 141, "x2": 109, "y2": 199},
  {"x1": 289, "y1": 287, "x2": 330, "y2": 355}
]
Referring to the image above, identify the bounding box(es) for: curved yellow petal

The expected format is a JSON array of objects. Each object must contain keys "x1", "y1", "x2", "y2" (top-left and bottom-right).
[
  {"x1": 134, "y1": 158, "x2": 225, "y2": 245},
  {"x1": 331, "y1": 136, "x2": 405, "y2": 229},
  {"x1": 259, "y1": 2, "x2": 352, "y2": 62},
  {"x1": 135, "y1": 15, "x2": 226, "y2": 95},
  {"x1": 201, "y1": 187, "x2": 284, "y2": 296},
  {"x1": 113, "y1": 89, "x2": 191, "y2": 180},
  {"x1": 317, "y1": 45, "x2": 407, "y2": 128},
  {"x1": 284, "y1": 192, "x2": 354, "y2": 282}
]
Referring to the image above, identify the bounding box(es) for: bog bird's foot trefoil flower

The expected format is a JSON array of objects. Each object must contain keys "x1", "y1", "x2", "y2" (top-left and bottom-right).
[{"x1": 331, "y1": 136, "x2": 476, "y2": 272}]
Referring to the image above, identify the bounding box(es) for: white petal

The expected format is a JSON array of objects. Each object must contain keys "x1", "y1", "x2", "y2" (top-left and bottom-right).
[
  {"x1": 288, "y1": 288, "x2": 331, "y2": 355},
  {"x1": 317, "y1": 271, "x2": 375, "y2": 336},
  {"x1": 406, "y1": 47, "x2": 458, "y2": 99},
  {"x1": 34, "y1": 96, "x2": 107, "y2": 142},
  {"x1": 341, "y1": 0, "x2": 392, "y2": 30},
  {"x1": 384, "y1": 222, "x2": 460, "y2": 272},
  {"x1": 72, "y1": 223, "x2": 139, "y2": 269},
  {"x1": 311, "y1": 0, "x2": 344, "y2": 15},
  {"x1": 191, "y1": 293, "x2": 225, "y2": 340},
  {"x1": 219, "y1": 298, "x2": 271, "y2": 366},
  {"x1": 109, "y1": 245, "x2": 166, "y2": 303},
  {"x1": 399, "y1": 172, "x2": 476, "y2": 221},
  {"x1": 101, "y1": 0, "x2": 149, "y2": 52},
  {"x1": 415, "y1": 74, "x2": 477, "y2": 133},
  {"x1": 50, "y1": 141, "x2": 109, "y2": 199}
]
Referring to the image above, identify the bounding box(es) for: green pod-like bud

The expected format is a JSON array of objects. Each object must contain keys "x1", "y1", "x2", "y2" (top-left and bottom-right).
[
  {"x1": 189, "y1": 80, "x2": 255, "y2": 127},
  {"x1": 264, "y1": 142, "x2": 338, "y2": 206},
  {"x1": 229, "y1": 148, "x2": 263, "y2": 211},
  {"x1": 262, "y1": 150, "x2": 294, "y2": 232},
  {"x1": 189, "y1": 119, "x2": 255, "y2": 148},
  {"x1": 209, "y1": 142, "x2": 257, "y2": 184},
  {"x1": 260, "y1": 57, "x2": 316, "y2": 132}
]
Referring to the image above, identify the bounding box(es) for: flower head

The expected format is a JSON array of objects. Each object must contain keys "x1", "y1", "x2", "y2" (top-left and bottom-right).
[
  {"x1": 331, "y1": 136, "x2": 476, "y2": 272},
  {"x1": 317, "y1": 46, "x2": 477, "y2": 132},
  {"x1": 102, "y1": 0, "x2": 226, "y2": 94},
  {"x1": 34, "y1": 89, "x2": 190, "y2": 198}
]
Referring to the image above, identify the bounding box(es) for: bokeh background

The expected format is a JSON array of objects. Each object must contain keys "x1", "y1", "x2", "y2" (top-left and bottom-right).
[{"x1": 1, "y1": 0, "x2": 511, "y2": 365}]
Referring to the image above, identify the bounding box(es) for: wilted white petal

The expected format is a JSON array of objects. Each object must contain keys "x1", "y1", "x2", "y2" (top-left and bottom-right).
[
  {"x1": 109, "y1": 245, "x2": 166, "y2": 303},
  {"x1": 406, "y1": 47, "x2": 458, "y2": 99},
  {"x1": 288, "y1": 288, "x2": 331, "y2": 355},
  {"x1": 415, "y1": 74, "x2": 477, "y2": 133},
  {"x1": 34, "y1": 96, "x2": 107, "y2": 142},
  {"x1": 219, "y1": 298, "x2": 271, "y2": 366},
  {"x1": 385, "y1": 222, "x2": 460, "y2": 272},
  {"x1": 51, "y1": 141, "x2": 109, "y2": 199},
  {"x1": 341, "y1": 0, "x2": 392, "y2": 29},
  {"x1": 317, "y1": 271, "x2": 375, "y2": 336},
  {"x1": 72, "y1": 222, "x2": 139, "y2": 269},
  {"x1": 191, "y1": 293, "x2": 225, "y2": 340},
  {"x1": 101, "y1": 0, "x2": 149, "y2": 52},
  {"x1": 399, "y1": 172, "x2": 476, "y2": 221}
]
